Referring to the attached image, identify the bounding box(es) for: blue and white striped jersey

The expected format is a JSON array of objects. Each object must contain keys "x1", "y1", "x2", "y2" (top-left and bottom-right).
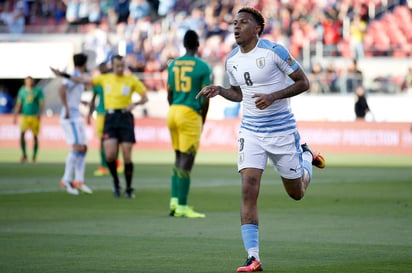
[
  {"x1": 60, "y1": 69, "x2": 85, "y2": 119},
  {"x1": 226, "y1": 39, "x2": 301, "y2": 136}
]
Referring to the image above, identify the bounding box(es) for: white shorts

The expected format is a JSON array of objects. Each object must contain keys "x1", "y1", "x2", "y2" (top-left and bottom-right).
[
  {"x1": 237, "y1": 129, "x2": 303, "y2": 179},
  {"x1": 60, "y1": 117, "x2": 87, "y2": 146}
]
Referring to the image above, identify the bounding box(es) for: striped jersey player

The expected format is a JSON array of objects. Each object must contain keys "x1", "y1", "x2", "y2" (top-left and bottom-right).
[{"x1": 196, "y1": 7, "x2": 326, "y2": 272}]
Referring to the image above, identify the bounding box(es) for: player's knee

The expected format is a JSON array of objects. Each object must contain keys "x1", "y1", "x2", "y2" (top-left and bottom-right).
[
  {"x1": 288, "y1": 190, "x2": 305, "y2": 201},
  {"x1": 285, "y1": 185, "x2": 305, "y2": 200},
  {"x1": 105, "y1": 154, "x2": 117, "y2": 162}
]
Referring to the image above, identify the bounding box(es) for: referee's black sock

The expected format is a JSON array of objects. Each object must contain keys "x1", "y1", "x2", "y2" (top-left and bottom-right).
[
  {"x1": 107, "y1": 160, "x2": 120, "y2": 189},
  {"x1": 125, "y1": 162, "x2": 133, "y2": 190}
]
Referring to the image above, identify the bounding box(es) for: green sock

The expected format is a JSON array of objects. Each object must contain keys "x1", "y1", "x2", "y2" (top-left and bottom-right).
[
  {"x1": 171, "y1": 166, "x2": 178, "y2": 199},
  {"x1": 20, "y1": 136, "x2": 26, "y2": 158},
  {"x1": 176, "y1": 168, "x2": 190, "y2": 206},
  {"x1": 33, "y1": 137, "x2": 38, "y2": 160}
]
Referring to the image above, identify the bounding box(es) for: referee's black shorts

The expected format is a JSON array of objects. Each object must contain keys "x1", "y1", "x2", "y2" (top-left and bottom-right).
[{"x1": 103, "y1": 110, "x2": 135, "y2": 143}]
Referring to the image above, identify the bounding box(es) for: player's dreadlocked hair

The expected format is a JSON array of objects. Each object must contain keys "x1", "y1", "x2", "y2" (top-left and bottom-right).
[
  {"x1": 183, "y1": 30, "x2": 200, "y2": 50},
  {"x1": 238, "y1": 7, "x2": 265, "y2": 36}
]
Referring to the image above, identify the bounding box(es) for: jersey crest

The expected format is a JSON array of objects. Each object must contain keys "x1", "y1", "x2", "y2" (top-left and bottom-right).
[{"x1": 256, "y1": 57, "x2": 265, "y2": 69}]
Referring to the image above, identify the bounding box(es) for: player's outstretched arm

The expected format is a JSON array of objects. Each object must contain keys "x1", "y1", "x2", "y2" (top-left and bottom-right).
[
  {"x1": 196, "y1": 85, "x2": 242, "y2": 102},
  {"x1": 50, "y1": 67, "x2": 92, "y2": 85},
  {"x1": 196, "y1": 85, "x2": 220, "y2": 99}
]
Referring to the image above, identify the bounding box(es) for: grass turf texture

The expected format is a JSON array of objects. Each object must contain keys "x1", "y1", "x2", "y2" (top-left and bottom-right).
[{"x1": 0, "y1": 148, "x2": 411, "y2": 272}]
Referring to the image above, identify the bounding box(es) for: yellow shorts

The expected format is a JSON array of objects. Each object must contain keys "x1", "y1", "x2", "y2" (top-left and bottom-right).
[
  {"x1": 96, "y1": 114, "x2": 105, "y2": 138},
  {"x1": 167, "y1": 105, "x2": 202, "y2": 153},
  {"x1": 20, "y1": 115, "x2": 41, "y2": 136}
]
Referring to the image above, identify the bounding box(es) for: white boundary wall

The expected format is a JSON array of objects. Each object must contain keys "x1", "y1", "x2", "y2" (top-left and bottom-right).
[{"x1": 140, "y1": 91, "x2": 412, "y2": 122}]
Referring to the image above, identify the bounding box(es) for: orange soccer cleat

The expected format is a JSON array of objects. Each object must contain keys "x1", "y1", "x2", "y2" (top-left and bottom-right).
[{"x1": 237, "y1": 257, "x2": 263, "y2": 272}]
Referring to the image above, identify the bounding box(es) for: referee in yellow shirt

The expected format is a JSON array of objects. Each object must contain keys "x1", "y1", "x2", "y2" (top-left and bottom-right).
[{"x1": 52, "y1": 55, "x2": 148, "y2": 198}]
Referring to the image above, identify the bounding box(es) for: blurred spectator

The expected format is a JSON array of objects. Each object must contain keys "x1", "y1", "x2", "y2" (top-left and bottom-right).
[
  {"x1": 312, "y1": 7, "x2": 325, "y2": 43},
  {"x1": 278, "y1": 6, "x2": 292, "y2": 36},
  {"x1": 0, "y1": 0, "x2": 410, "y2": 96},
  {"x1": 54, "y1": 0, "x2": 66, "y2": 24},
  {"x1": 142, "y1": 38, "x2": 163, "y2": 91},
  {"x1": 356, "y1": 1, "x2": 370, "y2": 22},
  {"x1": 115, "y1": 0, "x2": 130, "y2": 24},
  {"x1": 0, "y1": 1, "x2": 11, "y2": 32},
  {"x1": 354, "y1": 85, "x2": 370, "y2": 120},
  {"x1": 346, "y1": 59, "x2": 363, "y2": 93},
  {"x1": 182, "y1": 7, "x2": 206, "y2": 37},
  {"x1": 98, "y1": 1, "x2": 115, "y2": 29},
  {"x1": 23, "y1": 0, "x2": 34, "y2": 24},
  {"x1": 401, "y1": 67, "x2": 412, "y2": 92},
  {"x1": 5, "y1": 0, "x2": 26, "y2": 33},
  {"x1": 105, "y1": 6, "x2": 118, "y2": 32},
  {"x1": 0, "y1": 0, "x2": 408, "y2": 61},
  {"x1": 349, "y1": 14, "x2": 367, "y2": 60},
  {"x1": 0, "y1": 85, "x2": 14, "y2": 114},
  {"x1": 204, "y1": 0, "x2": 226, "y2": 38},
  {"x1": 125, "y1": 36, "x2": 147, "y2": 72},
  {"x1": 78, "y1": 0, "x2": 91, "y2": 25},
  {"x1": 157, "y1": 0, "x2": 176, "y2": 17},
  {"x1": 309, "y1": 62, "x2": 328, "y2": 94},
  {"x1": 26, "y1": 0, "x2": 41, "y2": 25},
  {"x1": 322, "y1": 5, "x2": 342, "y2": 56},
  {"x1": 100, "y1": 0, "x2": 115, "y2": 16},
  {"x1": 88, "y1": 0, "x2": 102, "y2": 25},
  {"x1": 325, "y1": 62, "x2": 340, "y2": 93},
  {"x1": 64, "y1": 0, "x2": 80, "y2": 33},
  {"x1": 126, "y1": 53, "x2": 145, "y2": 72},
  {"x1": 83, "y1": 25, "x2": 114, "y2": 66},
  {"x1": 129, "y1": 0, "x2": 151, "y2": 23},
  {"x1": 147, "y1": 0, "x2": 159, "y2": 17}
]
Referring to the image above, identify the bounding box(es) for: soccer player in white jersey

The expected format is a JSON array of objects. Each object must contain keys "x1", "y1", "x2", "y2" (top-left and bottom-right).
[
  {"x1": 196, "y1": 7, "x2": 325, "y2": 272},
  {"x1": 58, "y1": 53, "x2": 93, "y2": 195}
]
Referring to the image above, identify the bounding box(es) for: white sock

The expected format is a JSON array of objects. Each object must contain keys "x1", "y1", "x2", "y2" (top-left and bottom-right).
[
  {"x1": 74, "y1": 152, "x2": 86, "y2": 183},
  {"x1": 302, "y1": 151, "x2": 313, "y2": 180},
  {"x1": 248, "y1": 247, "x2": 260, "y2": 262},
  {"x1": 62, "y1": 151, "x2": 77, "y2": 183}
]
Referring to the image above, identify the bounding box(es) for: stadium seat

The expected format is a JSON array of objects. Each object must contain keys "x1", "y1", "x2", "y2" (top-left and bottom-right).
[{"x1": 363, "y1": 33, "x2": 374, "y2": 56}]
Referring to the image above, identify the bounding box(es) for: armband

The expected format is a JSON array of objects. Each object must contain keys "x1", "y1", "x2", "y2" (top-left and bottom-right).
[{"x1": 61, "y1": 72, "x2": 71, "y2": 79}]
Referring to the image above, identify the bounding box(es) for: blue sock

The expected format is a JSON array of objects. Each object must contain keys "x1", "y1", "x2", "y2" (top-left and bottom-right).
[
  {"x1": 302, "y1": 152, "x2": 312, "y2": 180},
  {"x1": 241, "y1": 224, "x2": 259, "y2": 252}
]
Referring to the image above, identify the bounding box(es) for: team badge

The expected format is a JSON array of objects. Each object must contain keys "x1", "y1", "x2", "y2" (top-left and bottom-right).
[
  {"x1": 256, "y1": 57, "x2": 265, "y2": 69},
  {"x1": 286, "y1": 55, "x2": 296, "y2": 66}
]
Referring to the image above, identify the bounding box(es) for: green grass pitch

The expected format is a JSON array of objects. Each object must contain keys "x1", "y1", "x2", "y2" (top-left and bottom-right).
[{"x1": 0, "y1": 148, "x2": 411, "y2": 273}]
